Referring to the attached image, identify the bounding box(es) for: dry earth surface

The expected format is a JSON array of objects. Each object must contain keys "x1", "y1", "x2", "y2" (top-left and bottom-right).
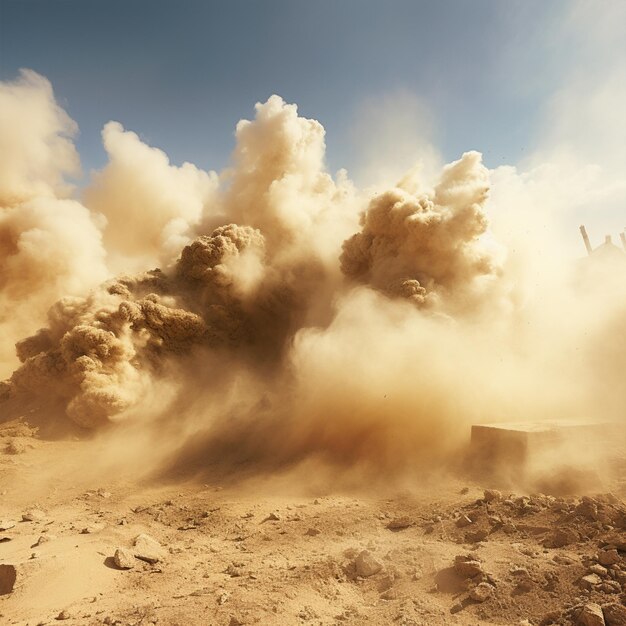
[{"x1": 1, "y1": 418, "x2": 626, "y2": 626}]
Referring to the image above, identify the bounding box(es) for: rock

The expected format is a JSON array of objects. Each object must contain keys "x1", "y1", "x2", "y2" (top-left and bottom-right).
[
  {"x1": 354, "y1": 550, "x2": 383, "y2": 577},
  {"x1": 600, "y1": 531, "x2": 626, "y2": 547},
  {"x1": 465, "y1": 529, "x2": 489, "y2": 543},
  {"x1": 133, "y1": 533, "x2": 165, "y2": 564},
  {"x1": 33, "y1": 534, "x2": 56, "y2": 546},
  {"x1": 56, "y1": 610, "x2": 71, "y2": 621},
  {"x1": 603, "y1": 603, "x2": 626, "y2": 626},
  {"x1": 305, "y1": 528, "x2": 320, "y2": 536},
  {"x1": 81, "y1": 523, "x2": 105, "y2": 534},
  {"x1": 469, "y1": 582, "x2": 494, "y2": 602},
  {"x1": 454, "y1": 555, "x2": 483, "y2": 578},
  {"x1": 22, "y1": 509, "x2": 45, "y2": 522},
  {"x1": 0, "y1": 520, "x2": 15, "y2": 531},
  {"x1": 263, "y1": 512, "x2": 280, "y2": 522},
  {"x1": 580, "y1": 573, "x2": 602, "y2": 590},
  {"x1": 225, "y1": 563, "x2": 243, "y2": 577},
  {"x1": 578, "y1": 603, "x2": 605, "y2": 626},
  {"x1": 456, "y1": 515, "x2": 473, "y2": 527},
  {"x1": 386, "y1": 516, "x2": 412, "y2": 530},
  {"x1": 598, "y1": 549, "x2": 620, "y2": 566},
  {"x1": 113, "y1": 548, "x2": 135, "y2": 569},
  {"x1": 597, "y1": 581, "x2": 621, "y2": 594},
  {"x1": 0, "y1": 564, "x2": 17, "y2": 595},
  {"x1": 553, "y1": 554, "x2": 576, "y2": 565},
  {"x1": 5, "y1": 439, "x2": 27, "y2": 455},
  {"x1": 544, "y1": 527, "x2": 578, "y2": 548},
  {"x1": 589, "y1": 564, "x2": 608, "y2": 577},
  {"x1": 483, "y1": 489, "x2": 502, "y2": 502}
]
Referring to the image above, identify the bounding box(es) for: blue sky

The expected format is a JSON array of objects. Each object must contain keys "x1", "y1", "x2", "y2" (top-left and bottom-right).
[{"x1": 0, "y1": 0, "x2": 575, "y2": 178}]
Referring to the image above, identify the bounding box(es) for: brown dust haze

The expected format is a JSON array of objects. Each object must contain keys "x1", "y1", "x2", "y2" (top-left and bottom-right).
[{"x1": 1, "y1": 70, "x2": 625, "y2": 486}]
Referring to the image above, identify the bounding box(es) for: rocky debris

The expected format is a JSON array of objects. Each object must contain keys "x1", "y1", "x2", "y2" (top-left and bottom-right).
[
  {"x1": 465, "y1": 528, "x2": 489, "y2": 543},
  {"x1": 510, "y1": 566, "x2": 534, "y2": 593},
  {"x1": 0, "y1": 520, "x2": 16, "y2": 531},
  {"x1": 603, "y1": 603, "x2": 626, "y2": 626},
  {"x1": 113, "y1": 548, "x2": 135, "y2": 569},
  {"x1": 544, "y1": 527, "x2": 579, "y2": 548},
  {"x1": 56, "y1": 610, "x2": 71, "y2": 620},
  {"x1": 305, "y1": 527, "x2": 320, "y2": 536},
  {"x1": 22, "y1": 509, "x2": 45, "y2": 522},
  {"x1": 454, "y1": 554, "x2": 483, "y2": 578},
  {"x1": 589, "y1": 564, "x2": 608, "y2": 577},
  {"x1": 598, "y1": 549, "x2": 621, "y2": 566},
  {"x1": 225, "y1": 563, "x2": 243, "y2": 577},
  {"x1": 577, "y1": 603, "x2": 606, "y2": 626},
  {"x1": 469, "y1": 582, "x2": 495, "y2": 602},
  {"x1": 0, "y1": 564, "x2": 17, "y2": 595},
  {"x1": 81, "y1": 523, "x2": 105, "y2": 534},
  {"x1": 554, "y1": 554, "x2": 577, "y2": 565},
  {"x1": 581, "y1": 573, "x2": 603, "y2": 590},
  {"x1": 4, "y1": 438, "x2": 27, "y2": 455},
  {"x1": 483, "y1": 489, "x2": 502, "y2": 502},
  {"x1": 262, "y1": 512, "x2": 280, "y2": 522},
  {"x1": 601, "y1": 534, "x2": 626, "y2": 552},
  {"x1": 456, "y1": 514, "x2": 473, "y2": 528},
  {"x1": 32, "y1": 534, "x2": 56, "y2": 547},
  {"x1": 354, "y1": 550, "x2": 383, "y2": 577},
  {"x1": 386, "y1": 516, "x2": 412, "y2": 530},
  {"x1": 133, "y1": 533, "x2": 165, "y2": 564}
]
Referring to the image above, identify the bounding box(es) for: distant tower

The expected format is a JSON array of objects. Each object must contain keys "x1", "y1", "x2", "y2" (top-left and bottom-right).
[{"x1": 579, "y1": 225, "x2": 592, "y2": 255}]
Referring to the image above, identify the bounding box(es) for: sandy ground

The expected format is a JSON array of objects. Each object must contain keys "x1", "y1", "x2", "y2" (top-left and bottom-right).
[{"x1": 1, "y1": 419, "x2": 626, "y2": 626}]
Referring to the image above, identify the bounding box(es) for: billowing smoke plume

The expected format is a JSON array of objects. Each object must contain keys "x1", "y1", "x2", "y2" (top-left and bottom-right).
[
  {"x1": 1, "y1": 70, "x2": 624, "y2": 481},
  {"x1": 83, "y1": 121, "x2": 218, "y2": 271},
  {"x1": 341, "y1": 150, "x2": 500, "y2": 311},
  {"x1": 0, "y1": 70, "x2": 107, "y2": 378}
]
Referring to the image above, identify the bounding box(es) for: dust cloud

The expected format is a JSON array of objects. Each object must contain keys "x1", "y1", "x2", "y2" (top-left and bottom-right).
[{"x1": 1, "y1": 70, "x2": 624, "y2": 486}]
